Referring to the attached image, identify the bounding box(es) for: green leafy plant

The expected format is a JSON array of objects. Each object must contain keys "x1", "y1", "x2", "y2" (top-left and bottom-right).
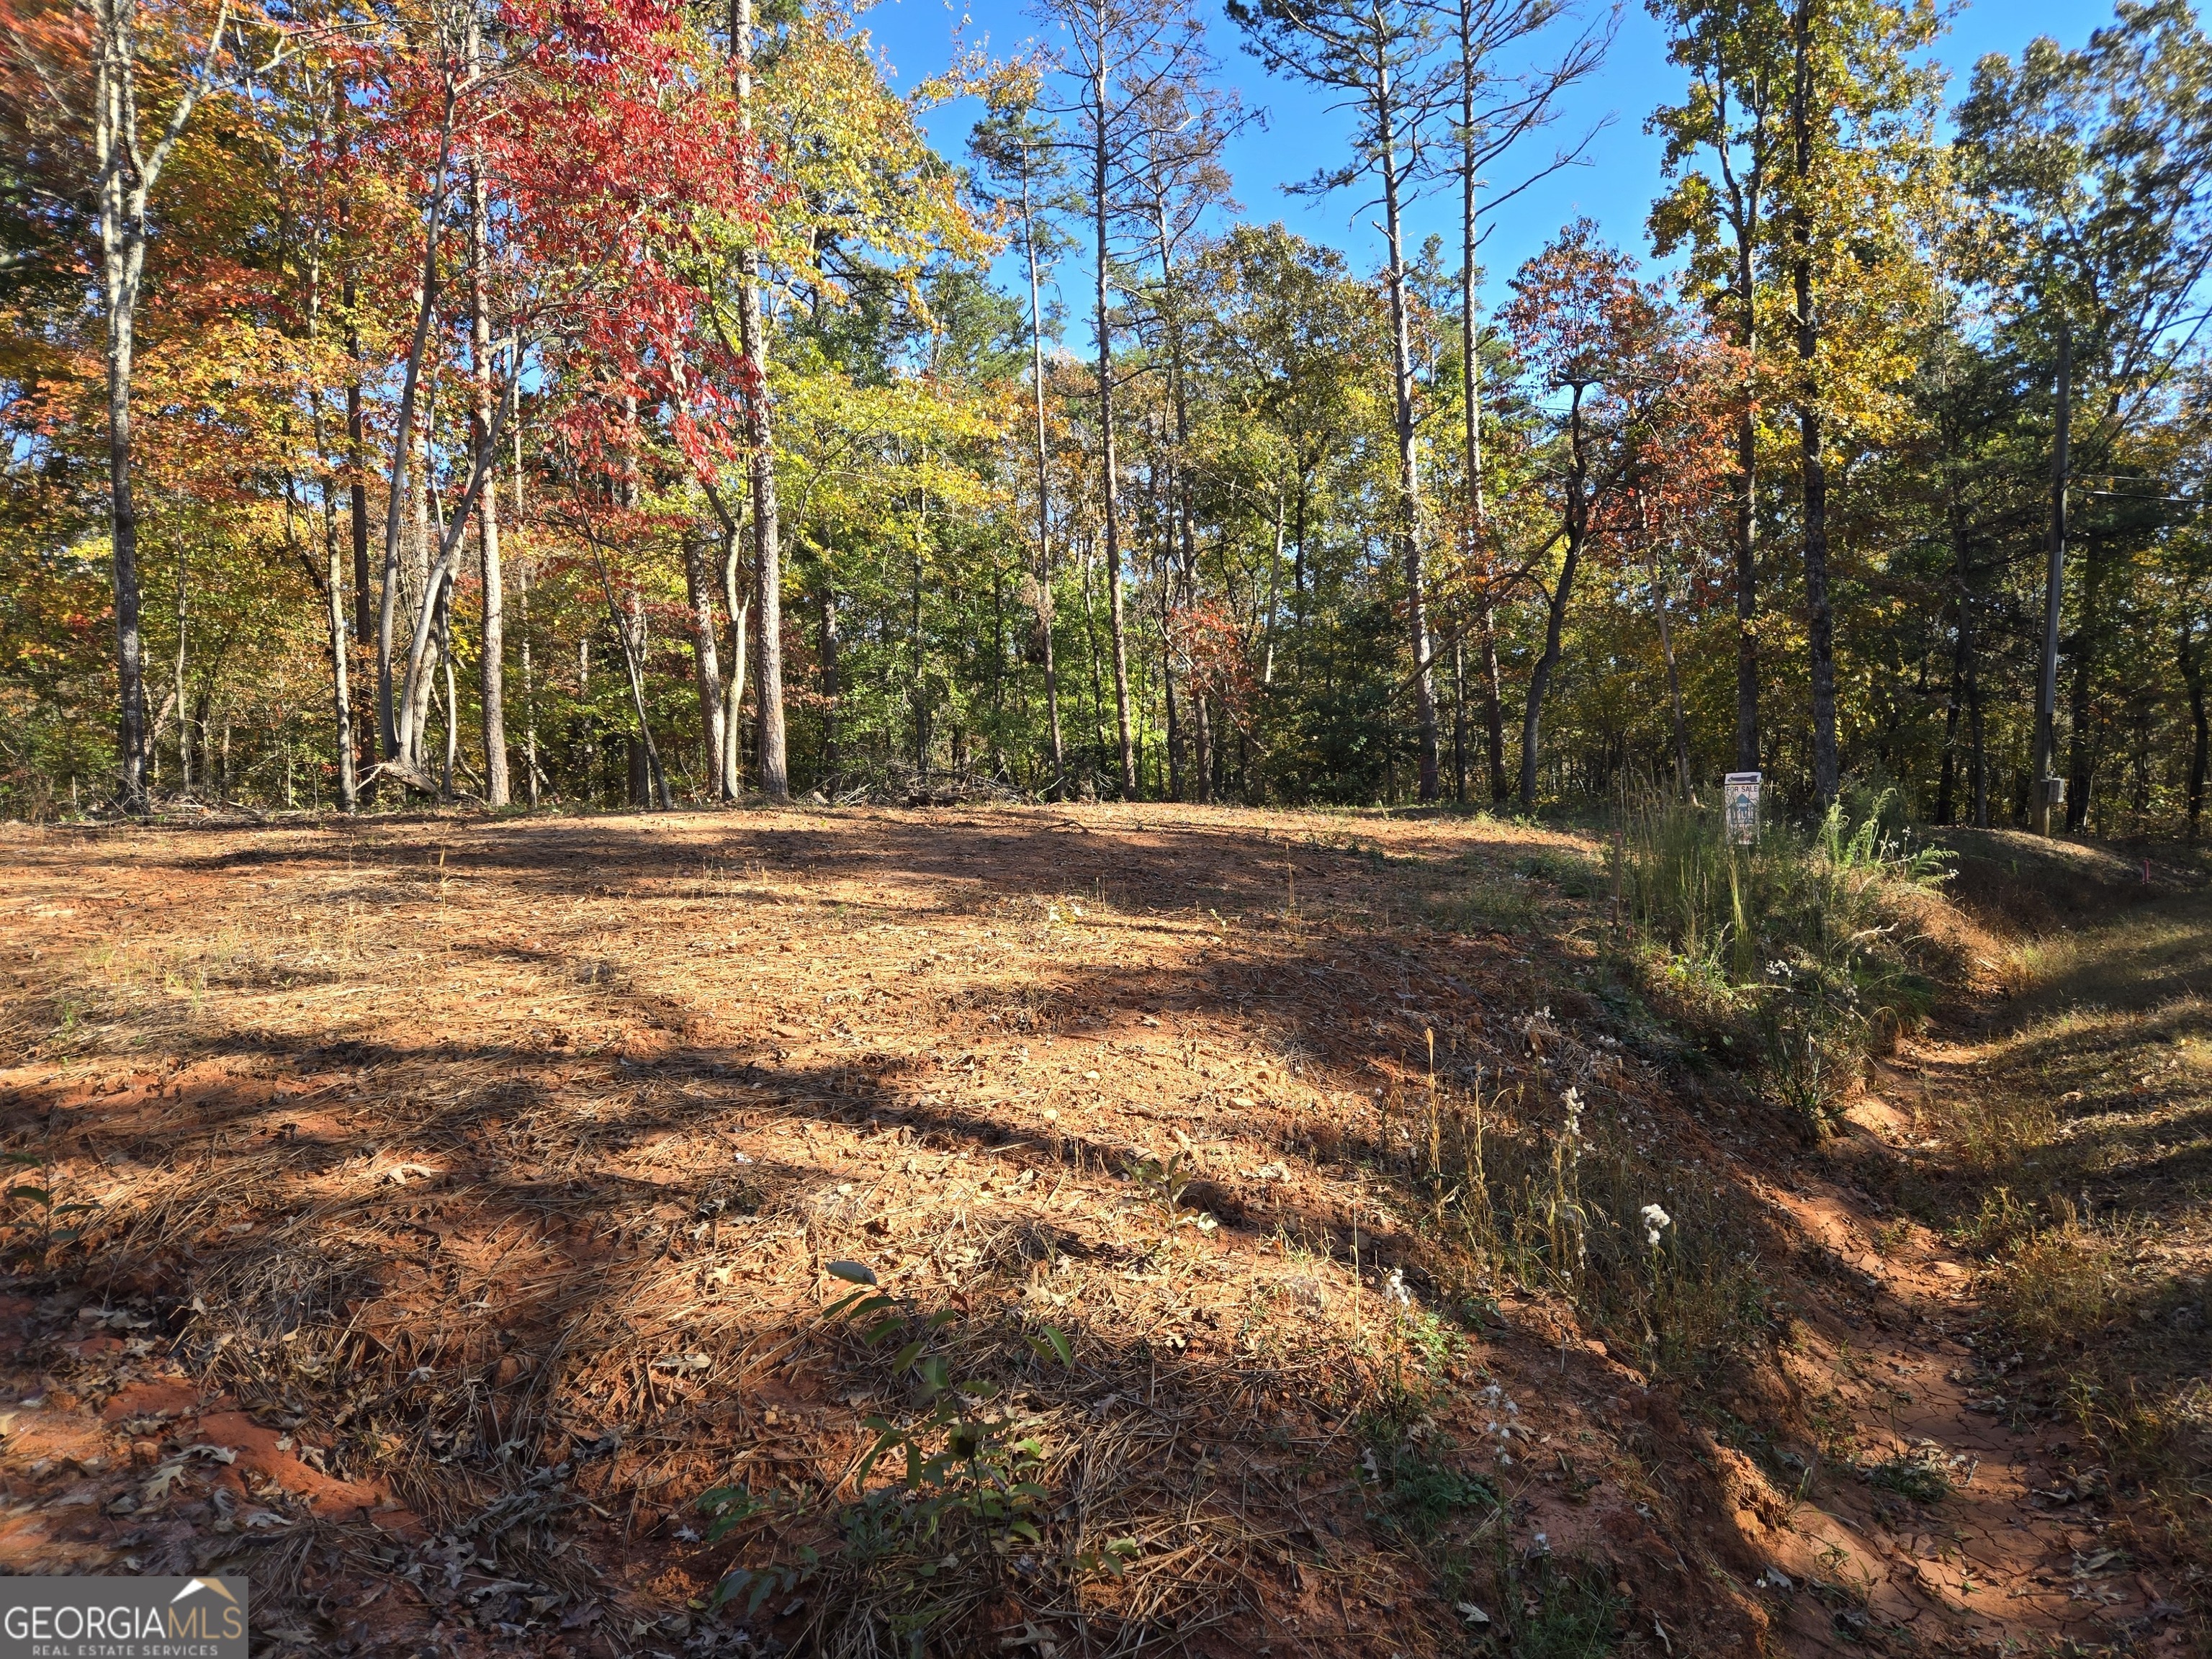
[
  {"x1": 1122, "y1": 1153, "x2": 1215, "y2": 1231},
  {"x1": 1618, "y1": 786, "x2": 1946, "y2": 1138},
  {"x1": 1865, "y1": 1447, "x2": 1956, "y2": 1503},
  {"x1": 4, "y1": 1148, "x2": 98, "y2": 1264},
  {"x1": 695, "y1": 1263, "x2": 1082, "y2": 1647}
]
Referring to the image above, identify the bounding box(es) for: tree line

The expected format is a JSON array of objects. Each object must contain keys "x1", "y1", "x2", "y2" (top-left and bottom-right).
[{"x1": 3, "y1": 0, "x2": 2208, "y2": 834}]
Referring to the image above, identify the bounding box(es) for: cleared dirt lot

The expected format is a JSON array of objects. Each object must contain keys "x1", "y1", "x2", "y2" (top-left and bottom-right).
[{"x1": 0, "y1": 805, "x2": 2183, "y2": 1656}]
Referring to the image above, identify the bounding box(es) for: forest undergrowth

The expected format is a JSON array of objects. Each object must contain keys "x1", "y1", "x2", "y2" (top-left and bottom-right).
[{"x1": 0, "y1": 803, "x2": 2202, "y2": 1658}]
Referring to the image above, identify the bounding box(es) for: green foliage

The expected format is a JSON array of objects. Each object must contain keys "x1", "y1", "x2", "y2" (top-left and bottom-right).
[
  {"x1": 1360, "y1": 1420, "x2": 1502, "y2": 1548},
  {"x1": 1619, "y1": 786, "x2": 1946, "y2": 1136},
  {"x1": 1865, "y1": 1448, "x2": 1954, "y2": 1503},
  {"x1": 4, "y1": 1148, "x2": 99, "y2": 1264},
  {"x1": 698, "y1": 1266, "x2": 1078, "y2": 1651},
  {"x1": 1354, "y1": 1403, "x2": 1624, "y2": 1658},
  {"x1": 6, "y1": 0, "x2": 2211, "y2": 849},
  {"x1": 1501, "y1": 1558, "x2": 1627, "y2": 1659}
]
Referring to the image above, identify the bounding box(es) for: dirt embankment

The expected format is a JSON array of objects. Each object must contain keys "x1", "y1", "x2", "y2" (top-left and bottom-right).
[{"x1": 0, "y1": 806, "x2": 2198, "y2": 1658}]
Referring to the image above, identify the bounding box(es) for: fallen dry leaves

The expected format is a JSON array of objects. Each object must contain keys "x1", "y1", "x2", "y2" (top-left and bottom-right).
[{"x1": 0, "y1": 804, "x2": 2181, "y2": 1658}]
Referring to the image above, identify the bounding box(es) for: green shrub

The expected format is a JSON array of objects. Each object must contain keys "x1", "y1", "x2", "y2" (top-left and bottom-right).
[{"x1": 1615, "y1": 786, "x2": 1948, "y2": 1137}]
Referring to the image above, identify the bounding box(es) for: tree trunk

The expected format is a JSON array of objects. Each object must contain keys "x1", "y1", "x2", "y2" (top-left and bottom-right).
[
  {"x1": 1792, "y1": 0, "x2": 1839, "y2": 803},
  {"x1": 303, "y1": 178, "x2": 357, "y2": 816},
  {"x1": 1519, "y1": 390, "x2": 1587, "y2": 810},
  {"x1": 342, "y1": 210, "x2": 372, "y2": 650},
  {"x1": 395, "y1": 378, "x2": 513, "y2": 779},
  {"x1": 376, "y1": 112, "x2": 455, "y2": 769},
  {"x1": 518, "y1": 556, "x2": 541, "y2": 806},
  {"x1": 1379, "y1": 81, "x2": 1439, "y2": 801},
  {"x1": 1457, "y1": 6, "x2": 1506, "y2": 811},
  {"x1": 818, "y1": 580, "x2": 842, "y2": 781},
  {"x1": 685, "y1": 531, "x2": 726, "y2": 799},
  {"x1": 467, "y1": 88, "x2": 508, "y2": 807},
  {"x1": 1724, "y1": 121, "x2": 1763, "y2": 778},
  {"x1": 1092, "y1": 48, "x2": 1137, "y2": 797},
  {"x1": 1797, "y1": 410, "x2": 1840, "y2": 801},
  {"x1": 2066, "y1": 530, "x2": 2104, "y2": 832},
  {"x1": 1077, "y1": 536, "x2": 1108, "y2": 777},
  {"x1": 1642, "y1": 515, "x2": 1692, "y2": 800},
  {"x1": 1451, "y1": 635, "x2": 1467, "y2": 804},
  {"x1": 596, "y1": 565, "x2": 670, "y2": 810},
  {"x1": 722, "y1": 527, "x2": 748, "y2": 799},
  {"x1": 730, "y1": 0, "x2": 786, "y2": 801},
  {"x1": 2182, "y1": 616, "x2": 2207, "y2": 841},
  {"x1": 171, "y1": 556, "x2": 189, "y2": 792},
  {"x1": 1733, "y1": 402, "x2": 1760, "y2": 774},
  {"x1": 1022, "y1": 166, "x2": 1065, "y2": 792},
  {"x1": 95, "y1": 3, "x2": 150, "y2": 809},
  {"x1": 439, "y1": 604, "x2": 458, "y2": 799},
  {"x1": 342, "y1": 215, "x2": 376, "y2": 801}
]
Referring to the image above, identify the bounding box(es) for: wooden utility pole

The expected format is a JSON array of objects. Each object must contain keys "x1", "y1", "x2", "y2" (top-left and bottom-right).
[{"x1": 2032, "y1": 320, "x2": 2070, "y2": 835}]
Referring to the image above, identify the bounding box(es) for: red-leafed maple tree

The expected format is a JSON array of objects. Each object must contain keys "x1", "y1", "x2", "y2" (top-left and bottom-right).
[{"x1": 350, "y1": 0, "x2": 765, "y2": 791}]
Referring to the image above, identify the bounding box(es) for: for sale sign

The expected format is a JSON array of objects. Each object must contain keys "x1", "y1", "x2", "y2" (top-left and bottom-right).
[{"x1": 1722, "y1": 772, "x2": 1762, "y2": 845}]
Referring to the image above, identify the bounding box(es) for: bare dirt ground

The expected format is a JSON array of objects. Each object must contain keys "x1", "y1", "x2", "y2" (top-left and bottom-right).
[{"x1": 0, "y1": 804, "x2": 2199, "y2": 1658}]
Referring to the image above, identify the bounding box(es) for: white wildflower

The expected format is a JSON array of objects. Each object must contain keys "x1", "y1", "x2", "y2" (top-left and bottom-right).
[
  {"x1": 1384, "y1": 1268, "x2": 1411, "y2": 1307},
  {"x1": 1562, "y1": 1086, "x2": 1587, "y2": 1150},
  {"x1": 1641, "y1": 1203, "x2": 1673, "y2": 1248}
]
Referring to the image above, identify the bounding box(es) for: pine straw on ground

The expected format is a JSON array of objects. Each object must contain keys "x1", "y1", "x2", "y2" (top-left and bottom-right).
[{"x1": 0, "y1": 804, "x2": 2164, "y2": 1658}]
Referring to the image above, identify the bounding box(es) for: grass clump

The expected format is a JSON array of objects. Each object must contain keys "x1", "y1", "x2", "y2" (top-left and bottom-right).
[
  {"x1": 1355, "y1": 1406, "x2": 1625, "y2": 1657},
  {"x1": 1982, "y1": 1210, "x2": 2136, "y2": 1355},
  {"x1": 1358, "y1": 1412, "x2": 1502, "y2": 1550},
  {"x1": 1394, "y1": 1074, "x2": 1775, "y2": 1385},
  {"x1": 1615, "y1": 784, "x2": 1948, "y2": 1137},
  {"x1": 1488, "y1": 1555, "x2": 1627, "y2": 1658},
  {"x1": 1864, "y1": 1447, "x2": 1956, "y2": 1503}
]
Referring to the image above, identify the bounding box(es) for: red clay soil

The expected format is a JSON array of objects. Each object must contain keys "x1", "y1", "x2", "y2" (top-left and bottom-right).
[{"x1": 0, "y1": 804, "x2": 2187, "y2": 1657}]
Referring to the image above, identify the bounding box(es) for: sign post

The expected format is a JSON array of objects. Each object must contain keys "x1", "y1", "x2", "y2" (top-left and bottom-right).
[{"x1": 1722, "y1": 771, "x2": 1762, "y2": 846}]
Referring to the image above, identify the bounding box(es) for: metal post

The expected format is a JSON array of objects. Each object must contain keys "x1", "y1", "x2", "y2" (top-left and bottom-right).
[{"x1": 2032, "y1": 320, "x2": 2071, "y2": 835}]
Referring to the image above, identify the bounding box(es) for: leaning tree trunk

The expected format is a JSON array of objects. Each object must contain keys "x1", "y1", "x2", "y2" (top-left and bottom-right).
[
  {"x1": 591, "y1": 549, "x2": 671, "y2": 810},
  {"x1": 376, "y1": 111, "x2": 456, "y2": 768},
  {"x1": 1519, "y1": 390, "x2": 1588, "y2": 811},
  {"x1": 722, "y1": 529, "x2": 749, "y2": 799}
]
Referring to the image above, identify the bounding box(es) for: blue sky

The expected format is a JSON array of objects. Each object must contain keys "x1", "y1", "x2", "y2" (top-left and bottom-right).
[{"x1": 852, "y1": 0, "x2": 2118, "y2": 327}]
